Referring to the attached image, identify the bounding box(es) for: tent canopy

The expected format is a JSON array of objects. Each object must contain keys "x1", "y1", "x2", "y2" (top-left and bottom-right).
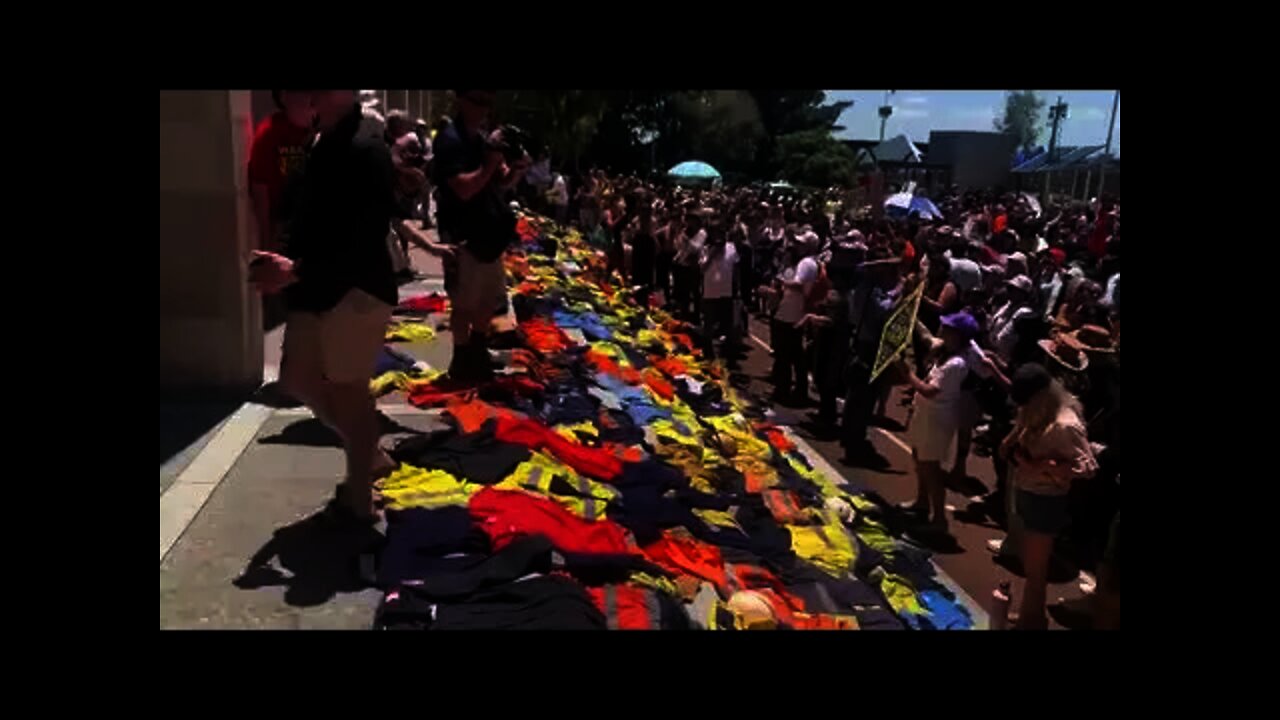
[
  {"x1": 878, "y1": 134, "x2": 923, "y2": 163},
  {"x1": 667, "y1": 160, "x2": 721, "y2": 180}
]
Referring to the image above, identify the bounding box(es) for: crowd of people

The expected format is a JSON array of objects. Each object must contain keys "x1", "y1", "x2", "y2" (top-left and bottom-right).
[
  {"x1": 244, "y1": 88, "x2": 1119, "y2": 630},
  {"x1": 544, "y1": 171, "x2": 1121, "y2": 630}
]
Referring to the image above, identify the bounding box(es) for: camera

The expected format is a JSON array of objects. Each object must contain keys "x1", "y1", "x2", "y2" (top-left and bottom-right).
[{"x1": 487, "y1": 124, "x2": 532, "y2": 164}]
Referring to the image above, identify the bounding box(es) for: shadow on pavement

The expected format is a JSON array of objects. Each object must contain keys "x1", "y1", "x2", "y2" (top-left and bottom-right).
[
  {"x1": 160, "y1": 399, "x2": 242, "y2": 466},
  {"x1": 258, "y1": 415, "x2": 424, "y2": 448},
  {"x1": 250, "y1": 382, "x2": 304, "y2": 409},
  {"x1": 944, "y1": 474, "x2": 991, "y2": 498},
  {"x1": 233, "y1": 508, "x2": 384, "y2": 607}
]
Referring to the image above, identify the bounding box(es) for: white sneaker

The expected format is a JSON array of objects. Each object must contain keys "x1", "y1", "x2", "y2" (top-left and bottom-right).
[{"x1": 1078, "y1": 571, "x2": 1097, "y2": 595}]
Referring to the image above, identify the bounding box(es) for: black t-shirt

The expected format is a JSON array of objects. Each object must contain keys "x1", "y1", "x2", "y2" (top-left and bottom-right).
[
  {"x1": 431, "y1": 119, "x2": 515, "y2": 262},
  {"x1": 284, "y1": 104, "x2": 400, "y2": 313},
  {"x1": 631, "y1": 232, "x2": 656, "y2": 287}
]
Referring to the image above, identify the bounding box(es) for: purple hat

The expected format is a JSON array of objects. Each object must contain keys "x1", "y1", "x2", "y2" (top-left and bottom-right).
[{"x1": 940, "y1": 311, "x2": 980, "y2": 339}]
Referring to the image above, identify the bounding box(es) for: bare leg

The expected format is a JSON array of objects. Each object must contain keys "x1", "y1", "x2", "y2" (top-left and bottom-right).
[
  {"x1": 280, "y1": 355, "x2": 346, "y2": 442},
  {"x1": 909, "y1": 450, "x2": 929, "y2": 509},
  {"x1": 921, "y1": 460, "x2": 948, "y2": 532},
  {"x1": 952, "y1": 426, "x2": 972, "y2": 481},
  {"x1": 327, "y1": 379, "x2": 382, "y2": 519},
  {"x1": 1017, "y1": 529, "x2": 1055, "y2": 629},
  {"x1": 1093, "y1": 563, "x2": 1121, "y2": 630}
]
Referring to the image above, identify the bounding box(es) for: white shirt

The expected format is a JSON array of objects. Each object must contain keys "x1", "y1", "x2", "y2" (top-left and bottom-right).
[
  {"x1": 676, "y1": 229, "x2": 706, "y2": 265},
  {"x1": 526, "y1": 159, "x2": 552, "y2": 189},
  {"x1": 990, "y1": 301, "x2": 1035, "y2": 362},
  {"x1": 552, "y1": 175, "x2": 569, "y2": 206},
  {"x1": 948, "y1": 257, "x2": 983, "y2": 293},
  {"x1": 915, "y1": 355, "x2": 970, "y2": 430},
  {"x1": 963, "y1": 340, "x2": 994, "y2": 380},
  {"x1": 775, "y1": 256, "x2": 819, "y2": 324},
  {"x1": 1104, "y1": 273, "x2": 1120, "y2": 308},
  {"x1": 701, "y1": 242, "x2": 738, "y2": 299}
]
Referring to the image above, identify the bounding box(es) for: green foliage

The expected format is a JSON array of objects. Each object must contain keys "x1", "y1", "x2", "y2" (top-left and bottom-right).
[
  {"x1": 492, "y1": 89, "x2": 853, "y2": 183},
  {"x1": 775, "y1": 129, "x2": 857, "y2": 187},
  {"x1": 994, "y1": 90, "x2": 1046, "y2": 154}
]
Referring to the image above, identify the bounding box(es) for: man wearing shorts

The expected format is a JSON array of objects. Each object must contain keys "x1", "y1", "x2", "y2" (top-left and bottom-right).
[
  {"x1": 430, "y1": 89, "x2": 529, "y2": 381},
  {"x1": 250, "y1": 90, "x2": 403, "y2": 522}
]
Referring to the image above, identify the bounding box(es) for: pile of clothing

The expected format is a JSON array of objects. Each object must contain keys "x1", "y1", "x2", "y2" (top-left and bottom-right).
[{"x1": 371, "y1": 213, "x2": 973, "y2": 630}]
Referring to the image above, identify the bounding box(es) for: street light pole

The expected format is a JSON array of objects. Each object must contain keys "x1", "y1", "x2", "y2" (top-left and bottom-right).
[
  {"x1": 1098, "y1": 90, "x2": 1119, "y2": 199},
  {"x1": 1104, "y1": 90, "x2": 1119, "y2": 156},
  {"x1": 878, "y1": 90, "x2": 894, "y2": 142}
]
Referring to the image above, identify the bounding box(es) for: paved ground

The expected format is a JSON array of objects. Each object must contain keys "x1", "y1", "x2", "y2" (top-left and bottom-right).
[
  {"x1": 161, "y1": 245, "x2": 450, "y2": 630},
  {"x1": 160, "y1": 241, "x2": 1086, "y2": 629}
]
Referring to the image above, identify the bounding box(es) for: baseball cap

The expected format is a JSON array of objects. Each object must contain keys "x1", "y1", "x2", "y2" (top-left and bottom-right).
[
  {"x1": 940, "y1": 311, "x2": 980, "y2": 339},
  {"x1": 1006, "y1": 274, "x2": 1034, "y2": 293}
]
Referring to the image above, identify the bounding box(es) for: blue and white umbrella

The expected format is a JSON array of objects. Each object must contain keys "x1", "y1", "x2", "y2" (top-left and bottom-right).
[
  {"x1": 667, "y1": 161, "x2": 721, "y2": 181},
  {"x1": 885, "y1": 192, "x2": 943, "y2": 220}
]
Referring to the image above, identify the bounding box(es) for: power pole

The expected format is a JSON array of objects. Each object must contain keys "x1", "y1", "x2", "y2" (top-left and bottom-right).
[
  {"x1": 1098, "y1": 90, "x2": 1119, "y2": 199},
  {"x1": 1104, "y1": 90, "x2": 1119, "y2": 156},
  {"x1": 1045, "y1": 96, "x2": 1069, "y2": 201},
  {"x1": 1047, "y1": 96, "x2": 1068, "y2": 162}
]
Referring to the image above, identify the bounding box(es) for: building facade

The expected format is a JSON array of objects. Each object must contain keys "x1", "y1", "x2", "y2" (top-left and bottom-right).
[{"x1": 926, "y1": 131, "x2": 1017, "y2": 192}]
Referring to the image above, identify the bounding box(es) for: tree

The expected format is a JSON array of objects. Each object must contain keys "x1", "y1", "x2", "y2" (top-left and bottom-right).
[
  {"x1": 496, "y1": 91, "x2": 612, "y2": 173},
  {"x1": 994, "y1": 90, "x2": 1046, "y2": 155},
  {"x1": 774, "y1": 129, "x2": 857, "y2": 188},
  {"x1": 747, "y1": 90, "x2": 852, "y2": 179}
]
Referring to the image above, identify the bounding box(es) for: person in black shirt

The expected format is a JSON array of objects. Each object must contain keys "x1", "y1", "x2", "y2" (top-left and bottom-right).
[
  {"x1": 430, "y1": 90, "x2": 530, "y2": 382},
  {"x1": 628, "y1": 200, "x2": 657, "y2": 307},
  {"x1": 249, "y1": 90, "x2": 413, "y2": 522}
]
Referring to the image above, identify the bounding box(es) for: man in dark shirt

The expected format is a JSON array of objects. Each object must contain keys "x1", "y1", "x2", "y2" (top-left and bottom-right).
[
  {"x1": 841, "y1": 253, "x2": 903, "y2": 468},
  {"x1": 249, "y1": 90, "x2": 406, "y2": 522},
  {"x1": 431, "y1": 89, "x2": 529, "y2": 381}
]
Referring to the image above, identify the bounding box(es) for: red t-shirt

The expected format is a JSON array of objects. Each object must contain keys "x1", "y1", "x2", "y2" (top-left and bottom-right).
[
  {"x1": 1088, "y1": 211, "x2": 1114, "y2": 258},
  {"x1": 992, "y1": 214, "x2": 1008, "y2": 235},
  {"x1": 247, "y1": 111, "x2": 314, "y2": 223}
]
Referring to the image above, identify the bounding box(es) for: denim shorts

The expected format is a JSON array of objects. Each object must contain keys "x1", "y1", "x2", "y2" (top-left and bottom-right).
[{"x1": 1015, "y1": 489, "x2": 1071, "y2": 535}]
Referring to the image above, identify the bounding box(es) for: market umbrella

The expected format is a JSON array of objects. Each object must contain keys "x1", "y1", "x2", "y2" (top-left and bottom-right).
[{"x1": 667, "y1": 161, "x2": 721, "y2": 182}]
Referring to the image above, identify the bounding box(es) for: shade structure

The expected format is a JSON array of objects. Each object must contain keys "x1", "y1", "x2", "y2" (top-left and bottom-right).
[{"x1": 667, "y1": 161, "x2": 721, "y2": 181}]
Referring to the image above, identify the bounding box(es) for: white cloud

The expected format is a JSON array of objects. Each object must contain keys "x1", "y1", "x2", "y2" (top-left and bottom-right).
[
  {"x1": 1073, "y1": 106, "x2": 1108, "y2": 121},
  {"x1": 951, "y1": 106, "x2": 996, "y2": 121},
  {"x1": 903, "y1": 95, "x2": 928, "y2": 105},
  {"x1": 898, "y1": 108, "x2": 929, "y2": 119}
]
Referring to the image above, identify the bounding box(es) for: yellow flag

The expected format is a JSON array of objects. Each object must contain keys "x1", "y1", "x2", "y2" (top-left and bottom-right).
[{"x1": 869, "y1": 280, "x2": 925, "y2": 383}]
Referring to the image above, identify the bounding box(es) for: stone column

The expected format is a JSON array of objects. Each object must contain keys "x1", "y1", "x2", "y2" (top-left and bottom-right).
[{"x1": 159, "y1": 90, "x2": 263, "y2": 393}]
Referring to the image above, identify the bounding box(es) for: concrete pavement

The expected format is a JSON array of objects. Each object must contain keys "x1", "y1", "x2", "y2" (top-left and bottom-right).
[{"x1": 161, "y1": 245, "x2": 452, "y2": 629}]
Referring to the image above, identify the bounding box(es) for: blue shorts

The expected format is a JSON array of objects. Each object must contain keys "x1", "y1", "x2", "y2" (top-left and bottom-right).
[{"x1": 1015, "y1": 489, "x2": 1071, "y2": 535}]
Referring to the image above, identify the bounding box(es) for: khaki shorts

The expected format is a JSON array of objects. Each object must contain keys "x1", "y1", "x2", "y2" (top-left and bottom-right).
[
  {"x1": 451, "y1": 248, "x2": 507, "y2": 333},
  {"x1": 283, "y1": 288, "x2": 393, "y2": 384}
]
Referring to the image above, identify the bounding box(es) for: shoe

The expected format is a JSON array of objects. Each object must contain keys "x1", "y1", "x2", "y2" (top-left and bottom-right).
[
  {"x1": 896, "y1": 501, "x2": 929, "y2": 516},
  {"x1": 987, "y1": 538, "x2": 1005, "y2": 555}
]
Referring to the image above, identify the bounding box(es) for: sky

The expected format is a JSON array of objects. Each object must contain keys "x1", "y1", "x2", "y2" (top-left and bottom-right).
[{"x1": 825, "y1": 90, "x2": 1120, "y2": 156}]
